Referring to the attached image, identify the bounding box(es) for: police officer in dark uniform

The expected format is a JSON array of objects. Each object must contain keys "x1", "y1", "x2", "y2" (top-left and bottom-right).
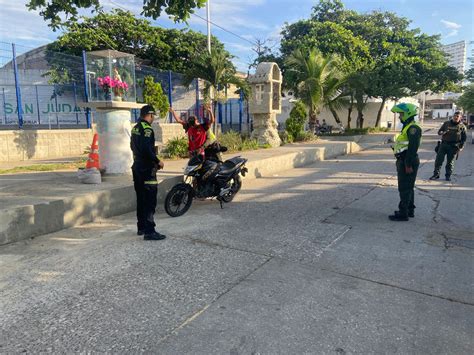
[
  {"x1": 430, "y1": 111, "x2": 467, "y2": 181},
  {"x1": 389, "y1": 103, "x2": 422, "y2": 221},
  {"x1": 131, "y1": 105, "x2": 166, "y2": 240}
]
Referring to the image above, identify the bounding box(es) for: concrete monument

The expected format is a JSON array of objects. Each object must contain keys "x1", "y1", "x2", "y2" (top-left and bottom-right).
[
  {"x1": 81, "y1": 50, "x2": 143, "y2": 174},
  {"x1": 248, "y1": 62, "x2": 282, "y2": 147}
]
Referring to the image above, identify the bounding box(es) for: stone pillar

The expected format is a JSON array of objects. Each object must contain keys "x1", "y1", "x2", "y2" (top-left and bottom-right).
[
  {"x1": 79, "y1": 101, "x2": 144, "y2": 175},
  {"x1": 95, "y1": 109, "x2": 133, "y2": 174},
  {"x1": 251, "y1": 113, "x2": 281, "y2": 147},
  {"x1": 248, "y1": 62, "x2": 283, "y2": 147}
]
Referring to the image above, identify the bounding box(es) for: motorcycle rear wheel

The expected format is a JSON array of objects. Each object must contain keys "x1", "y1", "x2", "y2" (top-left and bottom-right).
[
  {"x1": 220, "y1": 175, "x2": 242, "y2": 203},
  {"x1": 165, "y1": 184, "x2": 193, "y2": 217}
]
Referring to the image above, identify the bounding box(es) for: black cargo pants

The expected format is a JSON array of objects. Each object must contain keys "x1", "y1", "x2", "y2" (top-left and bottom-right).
[{"x1": 132, "y1": 163, "x2": 158, "y2": 234}]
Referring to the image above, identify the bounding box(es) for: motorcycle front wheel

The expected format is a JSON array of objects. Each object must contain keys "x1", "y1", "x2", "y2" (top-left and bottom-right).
[
  {"x1": 164, "y1": 184, "x2": 193, "y2": 217},
  {"x1": 220, "y1": 175, "x2": 242, "y2": 203}
]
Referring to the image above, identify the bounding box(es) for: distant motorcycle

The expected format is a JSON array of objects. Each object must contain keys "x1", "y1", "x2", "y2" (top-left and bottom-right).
[{"x1": 164, "y1": 143, "x2": 248, "y2": 217}]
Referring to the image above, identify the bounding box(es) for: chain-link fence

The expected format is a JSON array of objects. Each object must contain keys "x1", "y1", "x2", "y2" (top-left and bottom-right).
[{"x1": 0, "y1": 41, "x2": 251, "y2": 132}]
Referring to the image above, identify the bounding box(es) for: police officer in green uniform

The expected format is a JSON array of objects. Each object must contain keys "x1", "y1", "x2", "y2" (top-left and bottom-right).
[
  {"x1": 131, "y1": 105, "x2": 166, "y2": 240},
  {"x1": 429, "y1": 111, "x2": 467, "y2": 181},
  {"x1": 389, "y1": 103, "x2": 422, "y2": 221}
]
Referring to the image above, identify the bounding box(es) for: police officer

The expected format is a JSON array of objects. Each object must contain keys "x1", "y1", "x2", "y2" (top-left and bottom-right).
[
  {"x1": 389, "y1": 103, "x2": 422, "y2": 221},
  {"x1": 131, "y1": 104, "x2": 166, "y2": 240},
  {"x1": 429, "y1": 111, "x2": 467, "y2": 181}
]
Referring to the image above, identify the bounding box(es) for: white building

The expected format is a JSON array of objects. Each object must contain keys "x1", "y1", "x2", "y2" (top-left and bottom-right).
[{"x1": 442, "y1": 41, "x2": 467, "y2": 74}]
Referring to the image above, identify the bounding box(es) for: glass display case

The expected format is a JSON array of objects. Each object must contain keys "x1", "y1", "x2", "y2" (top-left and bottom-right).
[{"x1": 85, "y1": 50, "x2": 136, "y2": 102}]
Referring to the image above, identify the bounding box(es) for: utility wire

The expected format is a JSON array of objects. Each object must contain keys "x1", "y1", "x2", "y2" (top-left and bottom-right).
[
  {"x1": 191, "y1": 13, "x2": 257, "y2": 47},
  {"x1": 107, "y1": 0, "x2": 257, "y2": 48}
]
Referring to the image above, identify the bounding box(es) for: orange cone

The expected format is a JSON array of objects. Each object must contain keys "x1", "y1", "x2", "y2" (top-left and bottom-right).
[{"x1": 86, "y1": 133, "x2": 100, "y2": 169}]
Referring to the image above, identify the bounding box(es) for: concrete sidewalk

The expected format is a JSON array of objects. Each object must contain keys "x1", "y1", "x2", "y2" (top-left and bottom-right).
[
  {"x1": 1, "y1": 127, "x2": 471, "y2": 353},
  {"x1": 0, "y1": 135, "x2": 391, "y2": 245}
]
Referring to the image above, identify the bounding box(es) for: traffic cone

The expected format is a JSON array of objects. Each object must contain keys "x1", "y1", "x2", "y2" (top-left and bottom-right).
[{"x1": 86, "y1": 133, "x2": 100, "y2": 169}]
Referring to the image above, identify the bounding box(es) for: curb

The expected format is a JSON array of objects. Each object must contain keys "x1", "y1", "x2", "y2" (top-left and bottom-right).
[{"x1": 0, "y1": 141, "x2": 370, "y2": 245}]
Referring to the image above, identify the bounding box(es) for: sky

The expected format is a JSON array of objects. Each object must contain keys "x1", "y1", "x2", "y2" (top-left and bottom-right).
[{"x1": 0, "y1": 0, "x2": 473, "y2": 72}]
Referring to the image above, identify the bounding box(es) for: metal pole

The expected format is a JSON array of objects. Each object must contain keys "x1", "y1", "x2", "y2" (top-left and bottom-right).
[
  {"x1": 224, "y1": 86, "x2": 228, "y2": 124},
  {"x1": 12, "y1": 43, "x2": 23, "y2": 128},
  {"x1": 218, "y1": 100, "x2": 223, "y2": 125},
  {"x1": 195, "y1": 79, "x2": 199, "y2": 117},
  {"x1": 168, "y1": 70, "x2": 173, "y2": 123},
  {"x1": 206, "y1": 0, "x2": 211, "y2": 54},
  {"x1": 2, "y1": 88, "x2": 7, "y2": 124},
  {"x1": 82, "y1": 50, "x2": 91, "y2": 129},
  {"x1": 421, "y1": 91, "x2": 427, "y2": 124},
  {"x1": 229, "y1": 99, "x2": 233, "y2": 130},
  {"x1": 73, "y1": 82, "x2": 79, "y2": 125},
  {"x1": 54, "y1": 84, "x2": 59, "y2": 127},
  {"x1": 246, "y1": 99, "x2": 251, "y2": 134},
  {"x1": 239, "y1": 91, "x2": 243, "y2": 133},
  {"x1": 35, "y1": 85, "x2": 41, "y2": 125}
]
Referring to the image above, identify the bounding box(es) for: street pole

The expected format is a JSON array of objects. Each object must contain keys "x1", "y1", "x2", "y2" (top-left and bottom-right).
[
  {"x1": 206, "y1": 1, "x2": 218, "y2": 135},
  {"x1": 421, "y1": 91, "x2": 427, "y2": 124},
  {"x1": 206, "y1": 0, "x2": 211, "y2": 54}
]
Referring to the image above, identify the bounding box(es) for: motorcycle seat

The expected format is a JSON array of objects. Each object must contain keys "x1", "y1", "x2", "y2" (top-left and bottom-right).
[{"x1": 218, "y1": 161, "x2": 238, "y2": 175}]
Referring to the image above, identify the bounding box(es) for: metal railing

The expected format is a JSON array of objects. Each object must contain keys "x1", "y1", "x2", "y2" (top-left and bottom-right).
[{"x1": 0, "y1": 41, "x2": 252, "y2": 132}]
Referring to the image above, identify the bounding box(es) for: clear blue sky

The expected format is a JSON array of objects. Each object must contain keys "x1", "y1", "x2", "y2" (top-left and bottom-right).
[{"x1": 0, "y1": 0, "x2": 472, "y2": 71}]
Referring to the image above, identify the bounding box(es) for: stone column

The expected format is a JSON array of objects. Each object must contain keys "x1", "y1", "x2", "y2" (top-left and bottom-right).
[
  {"x1": 251, "y1": 113, "x2": 281, "y2": 147},
  {"x1": 95, "y1": 109, "x2": 133, "y2": 174},
  {"x1": 80, "y1": 101, "x2": 144, "y2": 175}
]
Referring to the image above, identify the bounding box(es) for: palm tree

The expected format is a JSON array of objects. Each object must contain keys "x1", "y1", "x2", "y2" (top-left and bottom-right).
[
  {"x1": 183, "y1": 47, "x2": 248, "y2": 116},
  {"x1": 285, "y1": 48, "x2": 346, "y2": 132}
]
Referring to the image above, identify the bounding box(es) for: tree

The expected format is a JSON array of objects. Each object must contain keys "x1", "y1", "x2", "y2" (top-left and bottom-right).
[
  {"x1": 285, "y1": 101, "x2": 307, "y2": 141},
  {"x1": 248, "y1": 38, "x2": 278, "y2": 72},
  {"x1": 142, "y1": 76, "x2": 169, "y2": 119},
  {"x1": 27, "y1": 0, "x2": 207, "y2": 30},
  {"x1": 465, "y1": 68, "x2": 474, "y2": 82},
  {"x1": 47, "y1": 9, "x2": 226, "y2": 74},
  {"x1": 279, "y1": 1, "x2": 461, "y2": 127},
  {"x1": 285, "y1": 48, "x2": 346, "y2": 132},
  {"x1": 183, "y1": 47, "x2": 248, "y2": 135},
  {"x1": 183, "y1": 47, "x2": 247, "y2": 102},
  {"x1": 457, "y1": 84, "x2": 474, "y2": 113}
]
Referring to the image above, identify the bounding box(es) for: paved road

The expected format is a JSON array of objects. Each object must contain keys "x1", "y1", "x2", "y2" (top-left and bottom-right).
[{"x1": 1, "y1": 129, "x2": 473, "y2": 353}]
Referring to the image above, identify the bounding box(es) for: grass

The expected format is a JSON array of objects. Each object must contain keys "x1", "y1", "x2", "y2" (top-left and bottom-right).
[
  {"x1": 0, "y1": 159, "x2": 87, "y2": 175},
  {"x1": 163, "y1": 131, "x2": 272, "y2": 159}
]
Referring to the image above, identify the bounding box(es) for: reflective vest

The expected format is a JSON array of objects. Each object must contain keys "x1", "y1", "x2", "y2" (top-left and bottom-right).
[
  {"x1": 207, "y1": 128, "x2": 216, "y2": 142},
  {"x1": 393, "y1": 121, "x2": 420, "y2": 155}
]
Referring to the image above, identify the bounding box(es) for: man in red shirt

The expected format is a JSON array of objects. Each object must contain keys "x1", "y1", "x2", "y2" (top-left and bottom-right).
[{"x1": 169, "y1": 105, "x2": 215, "y2": 157}]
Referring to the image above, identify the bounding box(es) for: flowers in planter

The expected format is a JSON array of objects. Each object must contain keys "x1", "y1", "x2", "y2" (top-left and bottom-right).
[
  {"x1": 114, "y1": 80, "x2": 129, "y2": 97},
  {"x1": 97, "y1": 76, "x2": 129, "y2": 100}
]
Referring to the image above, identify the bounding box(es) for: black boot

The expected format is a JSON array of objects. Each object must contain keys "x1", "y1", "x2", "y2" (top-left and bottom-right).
[
  {"x1": 445, "y1": 175, "x2": 451, "y2": 181},
  {"x1": 429, "y1": 173, "x2": 440, "y2": 180},
  {"x1": 144, "y1": 231, "x2": 167, "y2": 240},
  {"x1": 137, "y1": 230, "x2": 145, "y2": 236},
  {"x1": 389, "y1": 211, "x2": 409, "y2": 221}
]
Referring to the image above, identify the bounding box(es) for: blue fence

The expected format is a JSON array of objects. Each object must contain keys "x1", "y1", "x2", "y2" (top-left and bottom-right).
[{"x1": 0, "y1": 41, "x2": 251, "y2": 132}]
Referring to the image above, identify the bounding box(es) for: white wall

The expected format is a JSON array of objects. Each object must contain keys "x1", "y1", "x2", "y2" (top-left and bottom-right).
[{"x1": 276, "y1": 97, "x2": 419, "y2": 129}]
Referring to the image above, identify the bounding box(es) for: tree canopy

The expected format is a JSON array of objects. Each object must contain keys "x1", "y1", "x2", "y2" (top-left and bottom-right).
[
  {"x1": 457, "y1": 84, "x2": 474, "y2": 113},
  {"x1": 27, "y1": 0, "x2": 207, "y2": 30},
  {"x1": 48, "y1": 9, "x2": 226, "y2": 74},
  {"x1": 276, "y1": 0, "x2": 462, "y2": 127}
]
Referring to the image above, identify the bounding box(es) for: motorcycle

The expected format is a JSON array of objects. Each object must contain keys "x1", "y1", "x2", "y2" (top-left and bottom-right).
[{"x1": 164, "y1": 143, "x2": 248, "y2": 217}]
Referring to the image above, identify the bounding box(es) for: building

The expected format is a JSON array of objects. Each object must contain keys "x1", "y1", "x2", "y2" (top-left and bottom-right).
[{"x1": 442, "y1": 41, "x2": 467, "y2": 74}]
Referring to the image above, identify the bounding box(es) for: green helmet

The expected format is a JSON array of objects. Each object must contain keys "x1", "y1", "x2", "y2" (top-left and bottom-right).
[{"x1": 391, "y1": 103, "x2": 418, "y2": 122}]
